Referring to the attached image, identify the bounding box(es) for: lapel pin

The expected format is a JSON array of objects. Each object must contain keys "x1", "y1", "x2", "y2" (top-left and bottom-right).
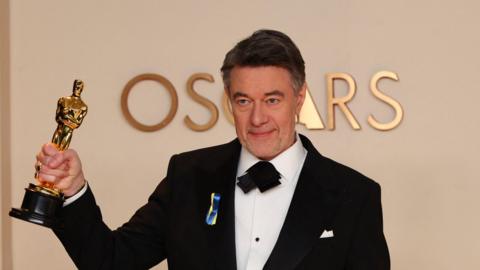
[{"x1": 205, "y1": 193, "x2": 221, "y2": 225}]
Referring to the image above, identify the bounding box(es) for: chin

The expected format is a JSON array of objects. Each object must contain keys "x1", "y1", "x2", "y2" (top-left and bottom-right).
[
  {"x1": 248, "y1": 146, "x2": 279, "y2": 160},
  {"x1": 255, "y1": 154, "x2": 275, "y2": 161}
]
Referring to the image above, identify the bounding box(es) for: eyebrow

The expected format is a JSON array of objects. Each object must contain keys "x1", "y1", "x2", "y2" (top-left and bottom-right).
[
  {"x1": 232, "y1": 92, "x2": 249, "y2": 99},
  {"x1": 265, "y1": 90, "x2": 285, "y2": 97},
  {"x1": 232, "y1": 90, "x2": 285, "y2": 99}
]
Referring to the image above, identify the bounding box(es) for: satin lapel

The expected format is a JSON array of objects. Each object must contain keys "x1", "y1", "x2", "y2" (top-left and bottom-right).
[
  {"x1": 263, "y1": 135, "x2": 341, "y2": 270},
  {"x1": 197, "y1": 140, "x2": 240, "y2": 270}
]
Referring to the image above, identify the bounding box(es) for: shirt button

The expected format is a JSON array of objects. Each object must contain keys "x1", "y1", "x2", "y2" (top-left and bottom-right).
[{"x1": 255, "y1": 237, "x2": 260, "y2": 242}]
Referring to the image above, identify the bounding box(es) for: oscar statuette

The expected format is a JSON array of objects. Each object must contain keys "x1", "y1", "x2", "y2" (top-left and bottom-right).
[{"x1": 9, "y1": 80, "x2": 88, "y2": 228}]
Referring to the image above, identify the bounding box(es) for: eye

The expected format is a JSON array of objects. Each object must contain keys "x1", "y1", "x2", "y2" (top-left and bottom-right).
[
  {"x1": 266, "y1": 97, "x2": 280, "y2": 105},
  {"x1": 235, "y1": 98, "x2": 251, "y2": 106}
]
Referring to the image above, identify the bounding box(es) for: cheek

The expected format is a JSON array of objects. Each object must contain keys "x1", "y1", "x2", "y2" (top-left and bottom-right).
[
  {"x1": 276, "y1": 108, "x2": 297, "y2": 129},
  {"x1": 295, "y1": 104, "x2": 302, "y2": 115},
  {"x1": 233, "y1": 113, "x2": 248, "y2": 134}
]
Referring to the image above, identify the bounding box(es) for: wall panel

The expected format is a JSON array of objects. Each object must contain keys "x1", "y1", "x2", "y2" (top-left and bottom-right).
[
  {"x1": 0, "y1": 0, "x2": 12, "y2": 268},
  {"x1": 8, "y1": 1, "x2": 480, "y2": 269}
]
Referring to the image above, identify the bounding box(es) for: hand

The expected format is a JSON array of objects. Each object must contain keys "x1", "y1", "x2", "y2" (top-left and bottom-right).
[{"x1": 36, "y1": 143, "x2": 86, "y2": 197}]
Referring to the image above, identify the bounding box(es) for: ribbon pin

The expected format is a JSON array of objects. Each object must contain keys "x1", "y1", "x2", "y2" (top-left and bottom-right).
[{"x1": 205, "y1": 193, "x2": 221, "y2": 225}]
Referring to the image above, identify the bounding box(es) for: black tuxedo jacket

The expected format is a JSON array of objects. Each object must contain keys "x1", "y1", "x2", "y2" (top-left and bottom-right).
[{"x1": 54, "y1": 135, "x2": 389, "y2": 270}]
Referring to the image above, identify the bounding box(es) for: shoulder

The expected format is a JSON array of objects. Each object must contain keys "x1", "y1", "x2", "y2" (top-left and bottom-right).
[
  {"x1": 322, "y1": 155, "x2": 380, "y2": 192},
  {"x1": 310, "y1": 152, "x2": 382, "y2": 211},
  {"x1": 299, "y1": 134, "x2": 380, "y2": 193},
  {"x1": 169, "y1": 138, "x2": 241, "y2": 169}
]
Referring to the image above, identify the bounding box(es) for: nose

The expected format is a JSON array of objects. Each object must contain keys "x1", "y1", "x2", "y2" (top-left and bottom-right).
[{"x1": 250, "y1": 102, "x2": 268, "y2": 126}]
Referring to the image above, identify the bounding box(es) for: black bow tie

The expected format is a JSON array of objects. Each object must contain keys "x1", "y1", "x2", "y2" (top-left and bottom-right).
[{"x1": 237, "y1": 161, "x2": 281, "y2": 193}]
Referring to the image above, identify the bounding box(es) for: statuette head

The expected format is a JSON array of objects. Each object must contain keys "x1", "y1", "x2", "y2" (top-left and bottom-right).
[{"x1": 72, "y1": 80, "x2": 84, "y2": 97}]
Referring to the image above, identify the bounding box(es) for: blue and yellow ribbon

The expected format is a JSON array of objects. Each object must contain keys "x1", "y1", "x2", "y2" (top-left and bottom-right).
[{"x1": 205, "y1": 193, "x2": 221, "y2": 225}]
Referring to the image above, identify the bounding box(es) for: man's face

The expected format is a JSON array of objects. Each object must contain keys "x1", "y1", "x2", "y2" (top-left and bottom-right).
[{"x1": 228, "y1": 66, "x2": 306, "y2": 160}]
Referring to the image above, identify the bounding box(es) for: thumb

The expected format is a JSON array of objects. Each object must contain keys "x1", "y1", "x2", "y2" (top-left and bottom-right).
[{"x1": 62, "y1": 149, "x2": 82, "y2": 172}]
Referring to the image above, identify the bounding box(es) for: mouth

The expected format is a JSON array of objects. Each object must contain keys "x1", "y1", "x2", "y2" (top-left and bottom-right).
[{"x1": 248, "y1": 130, "x2": 275, "y2": 139}]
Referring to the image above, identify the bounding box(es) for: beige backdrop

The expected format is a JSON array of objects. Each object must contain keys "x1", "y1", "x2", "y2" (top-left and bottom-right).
[
  {"x1": 0, "y1": 0, "x2": 11, "y2": 268},
  {"x1": 2, "y1": 0, "x2": 480, "y2": 269}
]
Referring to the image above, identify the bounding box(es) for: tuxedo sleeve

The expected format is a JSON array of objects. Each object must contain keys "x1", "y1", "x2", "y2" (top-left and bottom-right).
[
  {"x1": 53, "y1": 155, "x2": 178, "y2": 270},
  {"x1": 346, "y1": 183, "x2": 390, "y2": 270}
]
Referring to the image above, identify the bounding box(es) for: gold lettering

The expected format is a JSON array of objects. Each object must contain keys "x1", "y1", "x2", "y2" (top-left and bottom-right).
[
  {"x1": 222, "y1": 91, "x2": 235, "y2": 125},
  {"x1": 121, "y1": 73, "x2": 178, "y2": 132},
  {"x1": 326, "y1": 73, "x2": 360, "y2": 130},
  {"x1": 121, "y1": 71, "x2": 403, "y2": 132},
  {"x1": 368, "y1": 71, "x2": 403, "y2": 131},
  {"x1": 184, "y1": 73, "x2": 219, "y2": 131},
  {"x1": 297, "y1": 87, "x2": 325, "y2": 129}
]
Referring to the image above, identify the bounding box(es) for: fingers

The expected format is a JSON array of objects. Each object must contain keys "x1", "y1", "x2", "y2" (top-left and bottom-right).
[
  {"x1": 38, "y1": 165, "x2": 69, "y2": 183},
  {"x1": 43, "y1": 143, "x2": 58, "y2": 156},
  {"x1": 37, "y1": 143, "x2": 64, "y2": 169},
  {"x1": 34, "y1": 144, "x2": 86, "y2": 196}
]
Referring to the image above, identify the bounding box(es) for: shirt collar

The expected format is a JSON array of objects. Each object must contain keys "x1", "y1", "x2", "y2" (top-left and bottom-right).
[{"x1": 236, "y1": 134, "x2": 307, "y2": 184}]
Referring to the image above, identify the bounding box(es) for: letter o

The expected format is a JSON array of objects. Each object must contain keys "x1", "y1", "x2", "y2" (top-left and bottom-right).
[{"x1": 121, "y1": 73, "x2": 178, "y2": 132}]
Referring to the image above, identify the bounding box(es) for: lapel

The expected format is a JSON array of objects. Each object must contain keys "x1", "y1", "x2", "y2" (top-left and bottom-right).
[
  {"x1": 196, "y1": 139, "x2": 241, "y2": 270},
  {"x1": 263, "y1": 135, "x2": 344, "y2": 270}
]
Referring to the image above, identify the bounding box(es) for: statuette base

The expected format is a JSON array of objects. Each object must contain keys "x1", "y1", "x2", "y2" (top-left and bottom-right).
[{"x1": 9, "y1": 183, "x2": 64, "y2": 228}]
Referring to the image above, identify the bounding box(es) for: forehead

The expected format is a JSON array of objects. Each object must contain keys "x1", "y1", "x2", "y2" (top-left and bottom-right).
[{"x1": 229, "y1": 66, "x2": 294, "y2": 96}]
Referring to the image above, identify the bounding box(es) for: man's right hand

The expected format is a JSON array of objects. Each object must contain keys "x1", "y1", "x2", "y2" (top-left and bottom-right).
[{"x1": 36, "y1": 143, "x2": 86, "y2": 197}]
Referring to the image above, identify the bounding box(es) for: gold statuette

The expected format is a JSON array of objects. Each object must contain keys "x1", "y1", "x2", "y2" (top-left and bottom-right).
[
  {"x1": 52, "y1": 80, "x2": 88, "y2": 150},
  {"x1": 10, "y1": 80, "x2": 88, "y2": 228}
]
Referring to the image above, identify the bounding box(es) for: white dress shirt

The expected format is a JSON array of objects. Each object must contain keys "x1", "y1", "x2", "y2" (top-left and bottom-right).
[
  {"x1": 235, "y1": 136, "x2": 307, "y2": 270},
  {"x1": 63, "y1": 181, "x2": 88, "y2": 207}
]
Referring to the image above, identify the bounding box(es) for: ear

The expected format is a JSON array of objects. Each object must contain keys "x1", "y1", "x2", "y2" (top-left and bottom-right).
[{"x1": 295, "y1": 83, "x2": 307, "y2": 114}]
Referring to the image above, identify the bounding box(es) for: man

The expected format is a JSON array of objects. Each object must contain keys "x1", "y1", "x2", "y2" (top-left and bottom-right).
[{"x1": 37, "y1": 29, "x2": 390, "y2": 270}]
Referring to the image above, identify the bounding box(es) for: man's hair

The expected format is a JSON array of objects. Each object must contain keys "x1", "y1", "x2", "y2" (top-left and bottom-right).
[{"x1": 221, "y1": 29, "x2": 306, "y2": 94}]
